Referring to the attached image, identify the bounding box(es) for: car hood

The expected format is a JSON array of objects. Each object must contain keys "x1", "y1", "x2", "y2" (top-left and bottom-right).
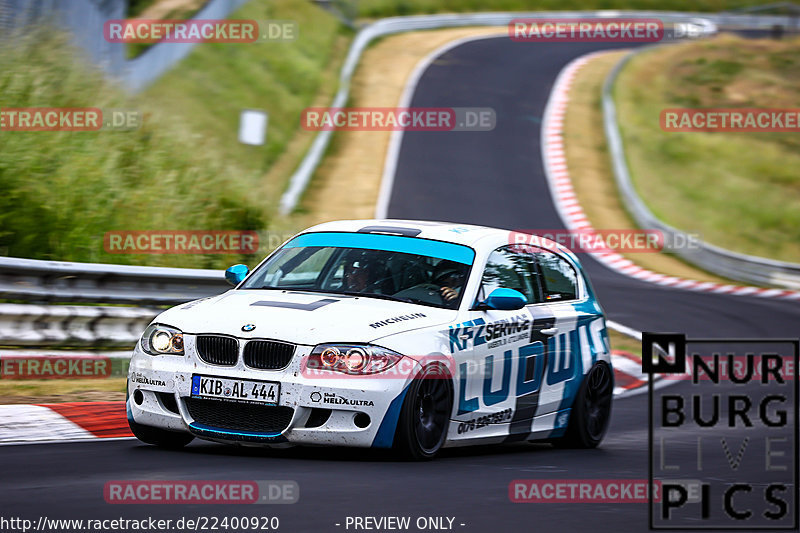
[{"x1": 155, "y1": 290, "x2": 457, "y2": 345}]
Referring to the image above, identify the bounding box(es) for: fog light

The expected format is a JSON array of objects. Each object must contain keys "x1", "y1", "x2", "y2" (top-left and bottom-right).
[{"x1": 354, "y1": 412, "x2": 370, "y2": 428}]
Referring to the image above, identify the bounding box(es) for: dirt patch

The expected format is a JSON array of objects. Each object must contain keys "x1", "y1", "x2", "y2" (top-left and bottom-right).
[{"x1": 134, "y1": 0, "x2": 207, "y2": 19}]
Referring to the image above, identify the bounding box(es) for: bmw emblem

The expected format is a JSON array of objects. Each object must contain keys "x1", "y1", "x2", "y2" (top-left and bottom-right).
[{"x1": 242, "y1": 324, "x2": 256, "y2": 332}]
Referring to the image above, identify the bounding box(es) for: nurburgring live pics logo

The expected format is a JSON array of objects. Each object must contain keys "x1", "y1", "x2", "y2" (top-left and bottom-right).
[{"x1": 643, "y1": 333, "x2": 798, "y2": 529}]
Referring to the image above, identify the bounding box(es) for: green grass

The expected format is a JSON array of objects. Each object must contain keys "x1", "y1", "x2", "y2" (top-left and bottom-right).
[
  {"x1": 0, "y1": 0, "x2": 349, "y2": 268},
  {"x1": 608, "y1": 329, "x2": 640, "y2": 357},
  {"x1": 0, "y1": 31, "x2": 263, "y2": 268},
  {"x1": 615, "y1": 34, "x2": 800, "y2": 263},
  {"x1": 356, "y1": 0, "x2": 785, "y2": 17}
]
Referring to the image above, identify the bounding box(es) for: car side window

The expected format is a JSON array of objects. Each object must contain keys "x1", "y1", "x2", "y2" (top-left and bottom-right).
[
  {"x1": 534, "y1": 249, "x2": 579, "y2": 301},
  {"x1": 479, "y1": 247, "x2": 542, "y2": 304}
]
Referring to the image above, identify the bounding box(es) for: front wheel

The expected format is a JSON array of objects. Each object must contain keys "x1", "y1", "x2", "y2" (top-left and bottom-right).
[
  {"x1": 129, "y1": 418, "x2": 194, "y2": 449},
  {"x1": 553, "y1": 361, "x2": 613, "y2": 449},
  {"x1": 394, "y1": 364, "x2": 453, "y2": 460}
]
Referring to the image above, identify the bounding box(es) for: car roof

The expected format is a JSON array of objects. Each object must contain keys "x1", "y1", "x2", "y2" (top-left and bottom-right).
[
  {"x1": 300, "y1": 219, "x2": 574, "y2": 259},
  {"x1": 302, "y1": 219, "x2": 496, "y2": 245}
]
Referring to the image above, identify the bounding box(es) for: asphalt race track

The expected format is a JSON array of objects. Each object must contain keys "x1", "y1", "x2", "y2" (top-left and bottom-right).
[{"x1": 1, "y1": 38, "x2": 797, "y2": 533}]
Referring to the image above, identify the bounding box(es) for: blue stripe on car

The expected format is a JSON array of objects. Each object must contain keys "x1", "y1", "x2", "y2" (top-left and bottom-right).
[
  {"x1": 189, "y1": 422, "x2": 288, "y2": 443},
  {"x1": 371, "y1": 384, "x2": 411, "y2": 448},
  {"x1": 286, "y1": 232, "x2": 475, "y2": 265}
]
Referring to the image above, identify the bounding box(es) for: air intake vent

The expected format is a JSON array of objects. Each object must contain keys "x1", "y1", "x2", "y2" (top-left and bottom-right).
[
  {"x1": 243, "y1": 340, "x2": 296, "y2": 370},
  {"x1": 157, "y1": 392, "x2": 179, "y2": 414},
  {"x1": 185, "y1": 398, "x2": 293, "y2": 434},
  {"x1": 196, "y1": 336, "x2": 238, "y2": 366}
]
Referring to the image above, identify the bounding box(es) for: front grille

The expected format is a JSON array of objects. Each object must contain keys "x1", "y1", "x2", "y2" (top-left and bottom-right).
[
  {"x1": 185, "y1": 398, "x2": 293, "y2": 434},
  {"x1": 244, "y1": 340, "x2": 296, "y2": 370},
  {"x1": 196, "y1": 335, "x2": 238, "y2": 366}
]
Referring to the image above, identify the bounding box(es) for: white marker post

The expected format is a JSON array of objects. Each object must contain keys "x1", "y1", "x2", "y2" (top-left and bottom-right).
[{"x1": 238, "y1": 109, "x2": 268, "y2": 146}]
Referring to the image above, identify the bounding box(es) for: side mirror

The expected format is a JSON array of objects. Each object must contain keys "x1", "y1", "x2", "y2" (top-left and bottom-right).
[
  {"x1": 480, "y1": 288, "x2": 527, "y2": 311},
  {"x1": 225, "y1": 264, "x2": 249, "y2": 286}
]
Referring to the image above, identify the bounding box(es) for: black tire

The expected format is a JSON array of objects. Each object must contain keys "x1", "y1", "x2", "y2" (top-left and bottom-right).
[
  {"x1": 553, "y1": 361, "x2": 613, "y2": 449},
  {"x1": 129, "y1": 418, "x2": 194, "y2": 449},
  {"x1": 394, "y1": 364, "x2": 453, "y2": 460}
]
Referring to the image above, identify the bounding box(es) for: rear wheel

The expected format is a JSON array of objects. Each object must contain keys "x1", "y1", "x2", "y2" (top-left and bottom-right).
[
  {"x1": 394, "y1": 365, "x2": 452, "y2": 460},
  {"x1": 129, "y1": 418, "x2": 194, "y2": 449},
  {"x1": 553, "y1": 361, "x2": 613, "y2": 449}
]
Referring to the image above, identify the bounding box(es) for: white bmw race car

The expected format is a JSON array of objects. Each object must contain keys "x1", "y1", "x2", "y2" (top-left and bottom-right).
[{"x1": 127, "y1": 220, "x2": 613, "y2": 459}]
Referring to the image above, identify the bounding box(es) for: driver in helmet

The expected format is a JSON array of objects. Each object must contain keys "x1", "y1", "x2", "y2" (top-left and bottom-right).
[{"x1": 343, "y1": 259, "x2": 370, "y2": 292}]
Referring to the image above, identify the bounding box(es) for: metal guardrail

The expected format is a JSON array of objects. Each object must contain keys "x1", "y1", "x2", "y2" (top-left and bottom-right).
[
  {"x1": 277, "y1": 10, "x2": 798, "y2": 215},
  {"x1": 602, "y1": 49, "x2": 800, "y2": 291},
  {"x1": 0, "y1": 0, "x2": 126, "y2": 76},
  {"x1": 0, "y1": 303, "x2": 158, "y2": 347},
  {"x1": 0, "y1": 256, "x2": 228, "y2": 305},
  {"x1": 124, "y1": 0, "x2": 250, "y2": 92},
  {"x1": 0, "y1": 0, "x2": 250, "y2": 92}
]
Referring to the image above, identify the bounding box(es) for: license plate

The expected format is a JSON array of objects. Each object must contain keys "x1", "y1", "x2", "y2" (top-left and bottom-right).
[{"x1": 191, "y1": 375, "x2": 280, "y2": 405}]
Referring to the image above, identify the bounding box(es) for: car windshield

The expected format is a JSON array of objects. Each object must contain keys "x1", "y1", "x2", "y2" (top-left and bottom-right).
[{"x1": 240, "y1": 232, "x2": 475, "y2": 309}]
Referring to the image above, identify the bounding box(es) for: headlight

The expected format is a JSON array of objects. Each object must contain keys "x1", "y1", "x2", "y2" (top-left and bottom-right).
[
  {"x1": 307, "y1": 344, "x2": 402, "y2": 375},
  {"x1": 141, "y1": 324, "x2": 184, "y2": 356}
]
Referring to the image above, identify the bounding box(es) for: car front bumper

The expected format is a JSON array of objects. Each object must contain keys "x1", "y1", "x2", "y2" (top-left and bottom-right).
[{"x1": 126, "y1": 337, "x2": 412, "y2": 449}]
